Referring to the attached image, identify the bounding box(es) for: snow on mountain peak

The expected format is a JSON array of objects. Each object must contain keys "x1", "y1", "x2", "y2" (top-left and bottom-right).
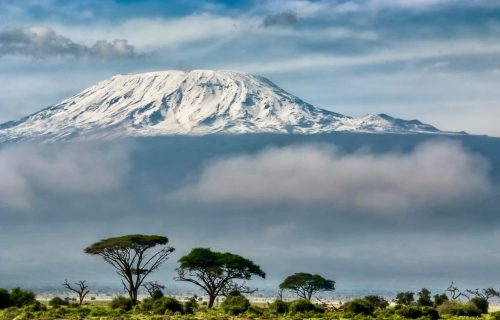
[{"x1": 0, "y1": 69, "x2": 449, "y2": 142}]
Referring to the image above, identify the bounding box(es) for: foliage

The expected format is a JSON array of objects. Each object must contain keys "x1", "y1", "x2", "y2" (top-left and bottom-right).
[
  {"x1": 0, "y1": 288, "x2": 12, "y2": 309},
  {"x1": 288, "y1": 298, "x2": 318, "y2": 315},
  {"x1": 394, "y1": 291, "x2": 415, "y2": 305},
  {"x1": 183, "y1": 295, "x2": 199, "y2": 314},
  {"x1": 434, "y1": 293, "x2": 449, "y2": 306},
  {"x1": 221, "y1": 294, "x2": 250, "y2": 315},
  {"x1": 491, "y1": 311, "x2": 500, "y2": 320},
  {"x1": 364, "y1": 295, "x2": 389, "y2": 309},
  {"x1": 84, "y1": 234, "x2": 174, "y2": 304},
  {"x1": 437, "y1": 300, "x2": 482, "y2": 317},
  {"x1": 469, "y1": 296, "x2": 488, "y2": 314},
  {"x1": 48, "y1": 296, "x2": 70, "y2": 308},
  {"x1": 279, "y1": 272, "x2": 335, "y2": 301},
  {"x1": 176, "y1": 247, "x2": 265, "y2": 308},
  {"x1": 397, "y1": 305, "x2": 439, "y2": 320},
  {"x1": 9, "y1": 288, "x2": 36, "y2": 307},
  {"x1": 109, "y1": 296, "x2": 133, "y2": 311},
  {"x1": 343, "y1": 298, "x2": 375, "y2": 315},
  {"x1": 140, "y1": 296, "x2": 184, "y2": 315},
  {"x1": 417, "y1": 288, "x2": 434, "y2": 306},
  {"x1": 268, "y1": 299, "x2": 289, "y2": 314}
]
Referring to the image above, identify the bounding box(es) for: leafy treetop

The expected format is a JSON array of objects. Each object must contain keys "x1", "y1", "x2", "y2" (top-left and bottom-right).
[{"x1": 84, "y1": 234, "x2": 169, "y2": 254}]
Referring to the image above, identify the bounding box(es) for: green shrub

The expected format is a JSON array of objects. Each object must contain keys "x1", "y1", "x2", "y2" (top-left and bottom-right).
[
  {"x1": 433, "y1": 293, "x2": 448, "y2": 306},
  {"x1": 437, "y1": 300, "x2": 482, "y2": 317},
  {"x1": 151, "y1": 289, "x2": 164, "y2": 300},
  {"x1": 141, "y1": 296, "x2": 184, "y2": 315},
  {"x1": 344, "y1": 298, "x2": 375, "y2": 315},
  {"x1": 396, "y1": 305, "x2": 439, "y2": 320},
  {"x1": 48, "y1": 296, "x2": 69, "y2": 308},
  {"x1": 269, "y1": 299, "x2": 289, "y2": 314},
  {"x1": 109, "y1": 296, "x2": 133, "y2": 311},
  {"x1": 9, "y1": 288, "x2": 36, "y2": 307},
  {"x1": 288, "y1": 299, "x2": 318, "y2": 315},
  {"x1": 221, "y1": 294, "x2": 250, "y2": 315},
  {"x1": 0, "y1": 289, "x2": 12, "y2": 309},
  {"x1": 183, "y1": 296, "x2": 199, "y2": 314},
  {"x1": 364, "y1": 295, "x2": 389, "y2": 309},
  {"x1": 470, "y1": 296, "x2": 488, "y2": 314}
]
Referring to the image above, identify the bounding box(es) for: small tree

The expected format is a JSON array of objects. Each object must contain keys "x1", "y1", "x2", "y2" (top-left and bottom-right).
[
  {"x1": 279, "y1": 272, "x2": 335, "y2": 301},
  {"x1": 417, "y1": 288, "x2": 433, "y2": 306},
  {"x1": 62, "y1": 280, "x2": 89, "y2": 306},
  {"x1": 394, "y1": 291, "x2": 414, "y2": 305},
  {"x1": 175, "y1": 248, "x2": 265, "y2": 308},
  {"x1": 446, "y1": 282, "x2": 468, "y2": 301},
  {"x1": 84, "y1": 234, "x2": 174, "y2": 304}
]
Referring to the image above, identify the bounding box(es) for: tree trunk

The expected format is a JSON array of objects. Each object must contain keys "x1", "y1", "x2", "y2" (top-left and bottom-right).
[{"x1": 208, "y1": 295, "x2": 216, "y2": 308}]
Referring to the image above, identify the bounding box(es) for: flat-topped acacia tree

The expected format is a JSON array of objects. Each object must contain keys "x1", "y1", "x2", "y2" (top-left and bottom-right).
[
  {"x1": 175, "y1": 248, "x2": 265, "y2": 308},
  {"x1": 84, "y1": 234, "x2": 174, "y2": 304},
  {"x1": 279, "y1": 272, "x2": 335, "y2": 301}
]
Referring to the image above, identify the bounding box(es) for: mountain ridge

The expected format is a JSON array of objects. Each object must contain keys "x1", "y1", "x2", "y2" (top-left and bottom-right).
[{"x1": 0, "y1": 69, "x2": 458, "y2": 142}]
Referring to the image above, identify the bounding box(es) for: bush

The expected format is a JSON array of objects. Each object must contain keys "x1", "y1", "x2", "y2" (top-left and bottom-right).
[
  {"x1": 0, "y1": 289, "x2": 12, "y2": 309},
  {"x1": 433, "y1": 293, "x2": 448, "y2": 306},
  {"x1": 183, "y1": 296, "x2": 199, "y2": 314},
  {"x1": 141, "y1": 296, "x2": 184, "y2": 315},
  {"x1": 288, "y1": 299, "x2": 317, "y2": 315},
  {"x1": 437, "y1": 300, "x2": 482, "y2": 317},
  {"x1": 396, "y1": 305, "x2": 439, "y2": 320},
  {"x1": 364, "y1": 295, "x2": 389, "y2": 309},
  {"x1": 49, "y1": 296, "x2": 69, "y2": 308},
  {"x1": 344, "y1": 298, "x2": 375, "y2": 315},
  {"x1": 221, "y1": 294, "x2": 250, "y2": 315},
  {"x1": 109, "y1": 296, "x2": 133, "y2": 311},
  {"x1": 9, "y1": 288, "x2": 36, "y2": 307},
  {"x1": 151, "y1": 289, "x2": 164, "y2": 300},
  {"x1": 269, "y1": 299, "x2": 289, "y2": 314},
  {"x1": 470, "y1": 296, "x2": 488, "y2": 314}
]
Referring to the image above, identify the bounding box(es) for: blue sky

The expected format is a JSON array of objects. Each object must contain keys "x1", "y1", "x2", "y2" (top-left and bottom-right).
[{"x1": 1, "y1": 0, "x2": 500, "y2": 135}]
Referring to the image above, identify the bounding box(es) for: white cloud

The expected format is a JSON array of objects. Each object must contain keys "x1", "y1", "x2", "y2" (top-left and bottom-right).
[
  {"x1": 171, "y1": 140, "x2": 491, "y2": 214},
  {"x1": 0, "y1": 143, "x2": 129, "y2": 209}
]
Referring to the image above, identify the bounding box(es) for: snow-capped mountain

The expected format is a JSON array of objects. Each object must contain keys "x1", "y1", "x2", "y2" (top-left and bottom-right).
[{"x1": 0, "y1": 69, "x2": 448, "y2": 142}]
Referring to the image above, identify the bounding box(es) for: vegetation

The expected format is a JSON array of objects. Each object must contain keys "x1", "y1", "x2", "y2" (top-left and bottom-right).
[
  {"x1": 175, "y1": 247, "x2": 265, "y2": 308},
  {"x1": 84, "y1": 234, "x2": 175, "y2": 304},
  {"x1": 279, "y1": 272, "x2": 335, "y2": 301},
  {"x1": 1, "y1": 235, "x2": 499, "y2": 320}
]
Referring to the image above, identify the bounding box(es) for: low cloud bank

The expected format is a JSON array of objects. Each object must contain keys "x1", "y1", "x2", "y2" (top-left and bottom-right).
[
  {"x1": 0, "y1": 143, "x2": 129, "y2": 209},
  {"x1": 172, "y1": 140, "x2": 491, "y2": 214},
  {"x1": 0, "y1": 27, "x2": 138, "y2": 60}
]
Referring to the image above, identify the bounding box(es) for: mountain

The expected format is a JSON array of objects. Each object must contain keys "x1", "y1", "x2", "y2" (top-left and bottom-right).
[{"x1": 0, "y1": 69, "x2": 450, "y2": 142}]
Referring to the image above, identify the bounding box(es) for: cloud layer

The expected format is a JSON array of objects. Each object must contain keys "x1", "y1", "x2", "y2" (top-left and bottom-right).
[
  {"x1": 0, "y1": 143, "x2": 129, "y2": 209},
  {"x1": 173, "y1": 140, "x2": 491, "y2": 214},
  {"x1": 0, "y1": 27, "x2": 138, "y2": 59}
]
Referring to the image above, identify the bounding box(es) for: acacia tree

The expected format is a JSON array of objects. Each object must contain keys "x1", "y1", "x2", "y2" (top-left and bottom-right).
[
  {"x1": 175, "y1": 248, "x2": 265, "y2": 308},
  {"x1": 84, "y1": 234, "x2": 174, "y2": 304},
  {"x1": 466, "y1": 288, "x2": 500, "y2": 300},
  {"x1": 279, "y1": 273, "x2": 335, "y2": 301},
  {"x1": 62, "y1": 280, "x2": 89, "y2": 305}
]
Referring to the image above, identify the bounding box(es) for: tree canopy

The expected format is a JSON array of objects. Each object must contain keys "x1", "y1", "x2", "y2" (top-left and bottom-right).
[
  {"x1": 279, "y1": 272, "x2": 335, "y2": 301},
  {"x1": 176, "y1": 248, "x2": 265, "y2": 308},
  {"x1": 84, "y1": 234, "x2": 174, "y2": 304}
]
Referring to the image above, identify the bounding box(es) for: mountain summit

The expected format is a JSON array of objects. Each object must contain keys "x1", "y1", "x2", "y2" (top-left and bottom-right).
[{"x1": 0, "y1": 69, "x2": 447, "y2": 142}]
